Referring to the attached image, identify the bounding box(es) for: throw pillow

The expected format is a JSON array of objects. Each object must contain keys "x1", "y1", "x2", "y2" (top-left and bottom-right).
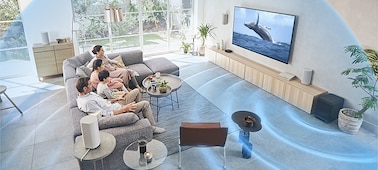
[
  {"x1": 98, "y1": 113, "x2": 139, "y2": 129},
  {"x1": 76, "y1": 61, "x2": 92, "y2": 77},
  {"x1": 113, "y1": 55, "x2": 127, "y2": 68},
  {"x1": 76, "y1": 65, "x2": 92, "y2": 77}
]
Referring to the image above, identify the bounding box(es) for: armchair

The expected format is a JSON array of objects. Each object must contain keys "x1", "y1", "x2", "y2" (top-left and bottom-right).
[{"x1": 178, "y1": 122, "x2": 228, "y2": 169}]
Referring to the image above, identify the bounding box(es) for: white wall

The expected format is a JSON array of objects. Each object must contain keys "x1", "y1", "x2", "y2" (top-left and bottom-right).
[
  {"x1": 19, "y1": 0, "x2": 73, "y2": 74},
  {"x1": 199, "y1": 0, "x2": 377, "y2": 132}
]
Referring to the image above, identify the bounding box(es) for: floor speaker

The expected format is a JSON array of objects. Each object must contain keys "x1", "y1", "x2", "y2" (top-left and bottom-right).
[
  {"x1": 301, "y1": 68, "x2": 313, "y2": 85},
  {"x1": 312, "y1": 93, "x2": 344, "y2": 123},
  {"x1": 80, "y1": 115, "x2": 101, "y2": 149}
]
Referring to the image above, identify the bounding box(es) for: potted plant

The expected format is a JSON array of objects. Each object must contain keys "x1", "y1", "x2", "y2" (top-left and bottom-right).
[
  {"x1": 338, "y1": 45, "x2": 378, "y2": 134},
  {"x1": 180, "y1": 41, "x2": 192, "y2": 54},
  {"x1": 197, "y1": 23, "x2": 216, "y2": 56},
  {"x1": 158, "y1": 80, "x2": 168, "y2": 93}
]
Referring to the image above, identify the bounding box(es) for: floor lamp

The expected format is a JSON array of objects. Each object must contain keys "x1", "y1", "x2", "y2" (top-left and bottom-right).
[{"x1": 104, "y1": 8, "x2": 123, "y2": 52}]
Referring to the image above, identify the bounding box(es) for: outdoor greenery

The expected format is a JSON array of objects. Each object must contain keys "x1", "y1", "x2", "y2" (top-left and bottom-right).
[
  {"x1": 0, "y1": 0, "x2": 29, "y2": 61},
  {"x1": 72, "y1": 0, "x2": 192, "y2": 51},
  {"x1": 342, "y1": 45, "x2": 378, "y2": 118}
]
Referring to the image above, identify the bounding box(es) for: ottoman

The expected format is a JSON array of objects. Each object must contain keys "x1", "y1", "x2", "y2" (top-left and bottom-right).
[{"x1": 144, "y1": 57, "x2": 179, "y2": 76}]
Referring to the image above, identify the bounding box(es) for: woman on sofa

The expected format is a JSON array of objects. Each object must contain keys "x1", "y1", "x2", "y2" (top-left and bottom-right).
[
  {"x1": 90, "y1": 59, "x2": 128, "y2": 91},
  {"x1": 88, "y1": 45, "x2": 144, "y2": 92}
]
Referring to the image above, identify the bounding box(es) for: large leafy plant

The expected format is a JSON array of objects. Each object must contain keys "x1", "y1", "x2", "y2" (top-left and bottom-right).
[
  {"x1": 197, "y1": 23, "x2": 216, "y2": 46},
  {"x1": 342, "y1": 45, "x2": 378, "y2": 118}
]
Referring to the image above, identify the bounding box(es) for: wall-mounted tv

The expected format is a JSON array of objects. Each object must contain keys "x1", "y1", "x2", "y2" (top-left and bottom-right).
[{"x1": 232, "y1": 6, "x2": 296, "y2": 64}]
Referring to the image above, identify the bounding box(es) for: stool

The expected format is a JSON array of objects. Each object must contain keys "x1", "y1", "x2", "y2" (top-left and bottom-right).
[
  {"x1": 312, "y1": 93, "x2": 343, "y2": 123},
  {"x1": 0, "y1": 85, "x2": 23, "y2": 114}
]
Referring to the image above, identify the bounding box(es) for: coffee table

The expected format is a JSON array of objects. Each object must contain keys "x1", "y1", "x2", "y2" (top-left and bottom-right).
[
  {"x1": 123, "y1": 139, "x2": 168, "y2": 169},
  {"x1": 73, "y1": 132, "x2": 116, "y2": 170},
  {"x1": 142, "y1": 74, "x2": 183, "y2": 121},
  {"x1": 232, "y1": 111, "x2": 262, "y2": 159}
]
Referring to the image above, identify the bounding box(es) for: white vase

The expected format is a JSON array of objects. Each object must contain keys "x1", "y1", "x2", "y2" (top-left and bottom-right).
[
  {"x1": 338, "y1": 108, "x2": 363, "y2": 134},
  {"x1": 199, "y1": 46, "x2": 205, "y2": 56}
]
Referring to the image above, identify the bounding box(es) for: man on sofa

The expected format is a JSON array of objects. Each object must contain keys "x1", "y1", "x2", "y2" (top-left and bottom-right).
[{"x1": 76, "y1": 77, "x2": 165, "y2": 134}]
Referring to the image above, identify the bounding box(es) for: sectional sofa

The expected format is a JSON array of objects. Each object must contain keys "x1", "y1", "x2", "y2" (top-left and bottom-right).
[{"x1": 62, "y1": 49, "x2": 179, "y2": 169}]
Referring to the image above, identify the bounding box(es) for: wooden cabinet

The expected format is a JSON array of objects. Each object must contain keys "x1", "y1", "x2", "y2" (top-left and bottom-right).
[
  {"x1": 245, "y1": 66, "x2": 264, "y2": 88},
  {"x1": 215, "y1": 53, "x2": 229, "y2": 70},
  {"x1": 263, "y1": 74, "x2": 286, "y2": 99},
  {"x1": 206, "y1": 47, "x2": 327, "y2": 114},
  {"x1": 229, "y1": 58, "x2": 245, "y2": 78},
  {"x1": 33, "y1": 43, "x2": 73, "y2": 79}
]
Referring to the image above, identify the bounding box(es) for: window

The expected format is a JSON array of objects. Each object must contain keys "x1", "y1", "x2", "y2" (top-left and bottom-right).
[
  {"x1": 0, "y1": 0, "x2": 31, "y2": 79},
  {"x1": 72, "y1": 0, "x2": 193, "y2": 55}
]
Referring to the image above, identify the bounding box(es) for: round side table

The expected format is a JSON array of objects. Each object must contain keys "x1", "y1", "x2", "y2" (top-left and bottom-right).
[
  {"x1": 73, "y1": 132, "x2": 116, "y2": 170},
  {"x1": 123, "y1": 139, "x2": 167, "y2": 169}
]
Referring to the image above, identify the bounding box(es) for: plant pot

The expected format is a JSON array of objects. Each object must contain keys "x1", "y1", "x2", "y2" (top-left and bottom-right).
[
  {"x1": 199, "y1": 46, "x2": 205, "y2": 56},
  {"x1": 159, "y1": 86, "x2": 167, "y2": 93},
  {"x1": 338, "y1": 108, "x2": 363, "y2": 134}
]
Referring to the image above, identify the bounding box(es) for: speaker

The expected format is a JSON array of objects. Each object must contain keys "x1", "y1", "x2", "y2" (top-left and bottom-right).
[
  {"x1": 41, "y1": 32, "x2": 49, "y2": 45},
  {"x1": 312, "y1": 93, "x2": 344, "y2": 123},
  {"x1": 80, "y1": 115, "x2": 101, "y2": 149},
  {"x1": 223, "y1": 14, "x2": 228, "y2": 25},
  {"x1": 301, "y1": 68, "x2": 313, "y2": 85}
]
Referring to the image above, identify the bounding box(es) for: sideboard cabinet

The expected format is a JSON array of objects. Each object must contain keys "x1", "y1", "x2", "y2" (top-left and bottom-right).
[
  {"x1": 205, "y1": 47, "x2": 327, "y2": 113},
  {"x1": 33, "y1": 43, "x2": 74, "y2": 80}
]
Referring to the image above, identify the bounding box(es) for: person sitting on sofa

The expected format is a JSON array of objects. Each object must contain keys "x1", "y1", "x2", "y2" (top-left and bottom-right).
[
  {"x1": 76, "y1": 77, "x2": 165, "y2": 134},
  {"x1": 90, "y1": 59, "x2": 127, "y2": 91},
  {"x1": 87, "y1": 45, "x2": 145, "y2": 92},
  {"x1": 97, "y1": 69, "x2": 142, "y2": 105}
]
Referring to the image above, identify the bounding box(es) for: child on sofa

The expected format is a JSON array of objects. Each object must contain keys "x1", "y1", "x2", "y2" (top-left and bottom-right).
[{"x1": 97, "y1": 69, "x2": 142, "y2": 105}]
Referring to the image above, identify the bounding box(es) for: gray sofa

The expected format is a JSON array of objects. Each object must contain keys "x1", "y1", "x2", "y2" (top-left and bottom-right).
[{"x1": 62, "y1": 50, "x2": 179, "y2": 169}]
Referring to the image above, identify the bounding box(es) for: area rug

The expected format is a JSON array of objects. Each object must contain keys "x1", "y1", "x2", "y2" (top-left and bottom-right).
[{"x1": 148, "y1": 81, "x2": 237, "y2": 156}]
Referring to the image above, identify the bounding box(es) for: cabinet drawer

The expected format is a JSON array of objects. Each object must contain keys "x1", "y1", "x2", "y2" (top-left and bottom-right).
[
  {"x1": 54, "y1": 43, "x2": 73, "y2": 50},
  {"x1": 33, "y1": 46, "x2": 54, "y2": 52}
]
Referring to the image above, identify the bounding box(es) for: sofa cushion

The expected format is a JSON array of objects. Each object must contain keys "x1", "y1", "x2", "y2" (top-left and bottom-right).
[
  {"x1": 66, "y1": 51, "x2": 93, "y2": 68},
  {"x1": 113, "y1": 55, "x2": 127, "y2": 68},
  {"x1": 127, "y1": 63, "x2": 154, "y2": 86},
  {"x1": 98, "y1": 113, "x2": 139, "y2": 129},
  {"x1": 76, "y1": 64, "x2": 92, "y2": 78},
  {"x1": 108, "y1": 50, "x2": 143, "y2": 65},
  {"x1": 144, "y1": 57, "x2": 180, "y2": 76}
]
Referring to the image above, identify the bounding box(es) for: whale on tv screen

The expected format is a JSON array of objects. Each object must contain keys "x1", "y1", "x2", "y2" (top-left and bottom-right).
[{"x1": 232, "y1": 6, "x2": 296, "y2": 64}]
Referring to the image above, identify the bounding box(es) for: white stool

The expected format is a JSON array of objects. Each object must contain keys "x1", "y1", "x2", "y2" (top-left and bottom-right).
[{"x1": 0, "y1": 85, "x2": 23, "y2": 114}]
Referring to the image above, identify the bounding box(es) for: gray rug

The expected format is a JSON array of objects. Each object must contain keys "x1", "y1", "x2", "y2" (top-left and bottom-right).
[{"x1": 147, "y1": 81, "x2": 237, "y2": 156}]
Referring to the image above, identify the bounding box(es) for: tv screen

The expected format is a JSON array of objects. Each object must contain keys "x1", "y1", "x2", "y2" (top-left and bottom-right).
[{"x1": 232, "y1": 6, "x2": 296, "y2": 64}]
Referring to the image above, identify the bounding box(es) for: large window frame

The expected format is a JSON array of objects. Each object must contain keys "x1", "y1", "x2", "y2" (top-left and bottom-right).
[
  {"x1": 0, "y1": 0, "x2": 31, "y2": 79},
  {"x1": 72, "y1": 0, "x2": 194, "y2": 55}
]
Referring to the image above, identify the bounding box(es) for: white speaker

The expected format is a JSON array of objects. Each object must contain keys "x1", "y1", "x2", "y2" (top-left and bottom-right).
[
  {"x1": 41, "y1": 32, "x2": 49, "y2": 45},
  {"x1": 301, "y1": 68, "x2": 313, "y2": 85},
  {"x1": 223, "y1": 14, "x2": 228, "y2": 25},
  {"x1": 80, "y1": 115, "x2": 101, "y2": 149}
]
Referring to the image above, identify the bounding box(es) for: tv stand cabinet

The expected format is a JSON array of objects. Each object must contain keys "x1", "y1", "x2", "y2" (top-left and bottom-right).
[{"x1": 206, "y1": 47, "x2": 326, "y2": 113}]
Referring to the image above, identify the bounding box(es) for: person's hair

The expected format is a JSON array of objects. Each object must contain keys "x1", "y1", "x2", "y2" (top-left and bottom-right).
[
  {"x1": 93, "y1": 59, "x2": 103, "y2": 71},
  {"x1": 92, "y1": 45, "x2": 102, "y2": 55},
  {"x1": 76, "y1": 77, "x2": 90, "y2": 93},
  {"x1": 98, "y1": 70, "x2": 110, "y2": 81}
]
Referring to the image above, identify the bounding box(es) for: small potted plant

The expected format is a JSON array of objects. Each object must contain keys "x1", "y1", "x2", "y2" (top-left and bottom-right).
[
  {"x1": 158, "y1": 80, "x2": 168, "y2": 93},
  {"x1": 197, "y1": 23, "x2": 216, "y2": 56},
  {"x1": 180, "y1": 41, "x2": 192, "y2": 54},
  {"x1": 338, "y1": 45, "x2": 378, "y2": 134}
]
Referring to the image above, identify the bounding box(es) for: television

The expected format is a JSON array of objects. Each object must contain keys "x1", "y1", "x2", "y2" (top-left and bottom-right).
[{"x1": 232, "y1": 6, "x2": 296, "y2": 64}]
